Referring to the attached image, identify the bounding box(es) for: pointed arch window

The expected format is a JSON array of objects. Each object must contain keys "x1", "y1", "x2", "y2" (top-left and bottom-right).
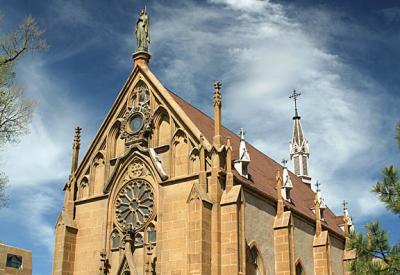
[
  {"x1": 111, "y1": 229, "x2": 121, "y2": 250},
  {"x1": 189, "y1": 148, "x2": 200, "y2": 174},
  {"x1": 172, "y1": 130, "x2": 189, "y2": 177},
  {"x1": 295, "y1": 258, "x2": 304, "y2": 275},
  {"x1": 246, "y1": 242, "x2": 265, "y2": 275},
  {"x1": 92, "y1": 152, "x2": 105, "y2": 195},
  {"x1": 153, "y1": 110, "x2": 171, "y2": 147},
  {"x1": 135, "y1": 233, "x2": 144, "y2": 247},
  {"x1": 79, "y1": 177, "x2": 89, "y2": 200},
  {"x1": 147, "y1": 223, "x2": 156, "y2": 244}
]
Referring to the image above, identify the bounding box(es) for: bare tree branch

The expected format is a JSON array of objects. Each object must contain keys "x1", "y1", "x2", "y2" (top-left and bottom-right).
[
  {"x1": 0, "y1": 85, "x2": 35, "y2": 145},
  {"x1": 0, "y1": 15, "x2": 48, "y2": 67}
]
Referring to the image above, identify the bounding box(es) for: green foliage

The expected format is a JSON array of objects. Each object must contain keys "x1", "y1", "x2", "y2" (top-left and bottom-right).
[
  {"x1": 348, "y1": 123, "x2": 400, "y2": 274},
  {"x1": 348, "y1": 221, "x2": 400, "y2": 274},
  {"x1": 372, "y1": 166, "x2": 400, "y2": 215}
]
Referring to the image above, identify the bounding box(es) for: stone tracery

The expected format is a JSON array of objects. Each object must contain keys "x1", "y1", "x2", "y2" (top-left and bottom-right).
[{"x1": 115, "y1": 179, "x2": 155, "y2": 230}]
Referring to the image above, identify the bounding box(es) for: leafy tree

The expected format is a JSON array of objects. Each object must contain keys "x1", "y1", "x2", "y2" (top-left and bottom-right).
[
  {"x1": 0, "y1": 15, "x2": 47, "y2": 208},
  {"x1": 348, "y1": 124, "x2": 400, "y2": 274}
]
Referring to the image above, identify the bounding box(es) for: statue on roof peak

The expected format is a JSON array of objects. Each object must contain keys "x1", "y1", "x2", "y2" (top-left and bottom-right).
[{"x1": 136, "y1": 7, "x2": 150, "y2": 52}]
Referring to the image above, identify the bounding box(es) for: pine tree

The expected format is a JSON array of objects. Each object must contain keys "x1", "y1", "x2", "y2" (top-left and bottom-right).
[{"x1": 348, "y1": 124, "x2": 400, "y2": 274}]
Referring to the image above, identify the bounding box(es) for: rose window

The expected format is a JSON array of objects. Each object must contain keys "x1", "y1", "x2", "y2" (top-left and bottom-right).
[{"x1": 115, "y1": 179, "x2": 154, "y2": 229}]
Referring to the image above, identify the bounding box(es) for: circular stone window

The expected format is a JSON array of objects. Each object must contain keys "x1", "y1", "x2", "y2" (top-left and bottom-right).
[
  {"x1": 129, "y1": 112, "x2": 144, "y2": 134},
  {"x1": 115, "y1": 179, "x2": 154, "y2": 229}
]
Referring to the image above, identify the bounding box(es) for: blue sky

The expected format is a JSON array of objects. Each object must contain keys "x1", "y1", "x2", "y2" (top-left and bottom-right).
[{"x1": 1, "y1": 0, "x2": 399, "y2": 274}]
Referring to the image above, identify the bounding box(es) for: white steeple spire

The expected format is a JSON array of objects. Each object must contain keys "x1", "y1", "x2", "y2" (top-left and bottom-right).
[
  {"x1": 234, "y1": 128, "x2": 251, "y2": 179},
  {"x1": 289, "y1": 90, "x2": 311, "y2": 185}
]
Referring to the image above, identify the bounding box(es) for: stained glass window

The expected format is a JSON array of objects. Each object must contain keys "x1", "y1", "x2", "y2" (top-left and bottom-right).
[
  {"x1": 115, "y1": 179, "x2": 154, "y2": 229},
  {"x1": 6, "y1": 254, "x2": 22, "y2": 269},
  {"x1": 147, "y1": 224, "x2": 156, "y2": 243},
  {"x1": 111, "y1": 230, "x2": 121, "y2": 250}
]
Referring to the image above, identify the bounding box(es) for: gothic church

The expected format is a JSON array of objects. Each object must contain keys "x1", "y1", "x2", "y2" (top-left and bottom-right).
[{"x1": 52, "y1": 7, "x2": 355, "y2": 275}]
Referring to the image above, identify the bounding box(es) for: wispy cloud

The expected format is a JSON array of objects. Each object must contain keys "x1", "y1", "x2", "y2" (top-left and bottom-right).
[
  {"x1": 148, "y1": 0, "x2": 399, "y2": 222},
  {"x1": 0, "y1": 56, "x2": 90, "y2": 255}
]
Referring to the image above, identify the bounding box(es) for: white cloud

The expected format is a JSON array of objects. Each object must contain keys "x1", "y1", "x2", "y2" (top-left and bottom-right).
[
  {"x1": 209, "y1": 0, "x2": 268, "y2": 11},
  {"x1": 0, "y1": 56, "x2": 90, "y2": 253},
  {"x1": 149, "y1": 1, "x2": 399, "y2": 223}
]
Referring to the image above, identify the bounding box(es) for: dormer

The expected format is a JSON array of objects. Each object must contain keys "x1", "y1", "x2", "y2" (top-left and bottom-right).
[{"x1": 234, "y1": 128, "x2": 251, "y2": 178}]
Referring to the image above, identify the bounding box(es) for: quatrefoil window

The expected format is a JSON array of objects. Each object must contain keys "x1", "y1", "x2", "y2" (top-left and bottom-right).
[{"x1": 115, "y1": 179, "x2": 154, "y2": 229}]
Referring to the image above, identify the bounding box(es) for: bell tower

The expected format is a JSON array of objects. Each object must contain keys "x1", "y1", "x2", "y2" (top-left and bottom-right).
[{"x1": 289, "y1": 90, "x2": 311, "y2": 185}]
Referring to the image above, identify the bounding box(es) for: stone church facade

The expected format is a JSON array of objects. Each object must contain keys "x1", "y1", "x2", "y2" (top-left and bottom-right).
[{"x1": 52, "y1": 8, "x2": 356, "y2": 275}]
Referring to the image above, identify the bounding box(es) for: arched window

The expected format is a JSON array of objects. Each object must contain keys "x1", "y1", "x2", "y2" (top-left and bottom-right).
[
  {"x1": 153, "y1": 110, "x2": 171, "y2": 147},
  {"x1": 108, "y1": 121, "x2": 125, "y2": 162},
  {"x1": 111, "y1": 229, "x2": 121, "y2": 250},
  {"x1": 246, "y1": 242, "x2": 265, "y2": 275},
  {"x1": 79, "y1": 177, "x2": 89, "y2": 199},
  {"x1": 189, "y1": 148, "x2": 200, "y2": 174},
  {"x1": 295, "y1": 258, "x2": 304, "y2": 275},
  {"x1": 147, "y1": 223, "x2": 156, "y2": 244},
  {"x1": 134, "y1": 233, "x2": 144, "y2": 248},
  {"x1": 172, "y1": 130, "x2": 189, "y2": 177},
  {"x1": 92, "y1": 153, "x2": 105, "y2": 196}
]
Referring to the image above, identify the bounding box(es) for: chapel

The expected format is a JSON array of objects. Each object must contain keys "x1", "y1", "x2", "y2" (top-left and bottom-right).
[{"x1": 52, "y1": 7, "x2": 356, "y2": 275}]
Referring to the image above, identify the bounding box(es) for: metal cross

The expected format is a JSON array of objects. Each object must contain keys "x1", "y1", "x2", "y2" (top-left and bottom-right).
[
  {"x1": 342, "y1": 200, "x2": 348, "y2": 211},
  {"x1": 315, "y1": 181, "x2": 321, "y2": 192},
  {"x1": 289, "y1": 89, "x2": 301, "y2": 117}
]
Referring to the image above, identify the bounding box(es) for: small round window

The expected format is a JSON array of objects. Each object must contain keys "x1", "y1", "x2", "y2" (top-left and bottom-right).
[{"x1": 129, "y1": 113, "x2": 144, "y2": 134}]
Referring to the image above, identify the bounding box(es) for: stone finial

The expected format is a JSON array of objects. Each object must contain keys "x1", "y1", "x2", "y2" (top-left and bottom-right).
[
  {"x1": 213, "y1": 81, "x2": 223, "y2": 146},
  {"x1": 226, "y1": 137, "x2": 234, "y2": 192},
  {"x1": 213, "y1": 81, "x2": 222, "y2": 107},
  {"x1": 71, "y1": 126, "x2": 82, "y2": 174},
  {"x1": 276, "y1": 170, "x2": 284, "y2": 216},
  {"x1": 73, "y1": 126, "x2": 81, "y2": 149}
]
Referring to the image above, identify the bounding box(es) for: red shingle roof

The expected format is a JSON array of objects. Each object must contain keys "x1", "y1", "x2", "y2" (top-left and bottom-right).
[{"x1": 169, "y1": 91, "x2": 345, "y2": 238}]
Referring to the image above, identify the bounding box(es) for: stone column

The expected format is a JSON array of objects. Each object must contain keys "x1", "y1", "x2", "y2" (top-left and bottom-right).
[
  {"x1": 273, "y1": 171, "x2": 295, "y2": 275},
  {"x1": 312, "y1": 192, "x2": 331, "y2": 275},
  {"x1": 220, "y1": 185, "x2": 246, "y2": 275},
  {"x1": 187, "y1": 183, "x2": 213, "y2": 275},
  {"x1": 52, "y1": 214, "x2": 77, "y2": 275}
]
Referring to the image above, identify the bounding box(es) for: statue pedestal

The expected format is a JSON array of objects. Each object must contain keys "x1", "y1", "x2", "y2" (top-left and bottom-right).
[{"x1": 133, "y1": 51, "x2": 151, "y2": 67}]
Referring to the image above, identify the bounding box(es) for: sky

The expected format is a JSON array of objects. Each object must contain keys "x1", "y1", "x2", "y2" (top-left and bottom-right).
[{"x1": 0, "y1": 0, "x2": 399, "y2": 274}]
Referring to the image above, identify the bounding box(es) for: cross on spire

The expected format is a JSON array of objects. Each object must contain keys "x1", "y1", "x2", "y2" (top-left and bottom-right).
[
  {"x1": 342, "y1": 200, "x2": 348, "y2": 211},
  {"x1": 315, "y1": 181, "x2": 321, "y2": 193},
  {"x1": 289, "y1": 89, "x2": 301, "y2": 118}
]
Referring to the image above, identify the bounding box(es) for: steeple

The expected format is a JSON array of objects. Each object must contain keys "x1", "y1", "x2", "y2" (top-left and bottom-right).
[
  {"x1": 289, "y1": 90, "x2": 311, "y2": 185},
  {"x1": 234, "y1": 128, "x2": 251, "y2": 179}
]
